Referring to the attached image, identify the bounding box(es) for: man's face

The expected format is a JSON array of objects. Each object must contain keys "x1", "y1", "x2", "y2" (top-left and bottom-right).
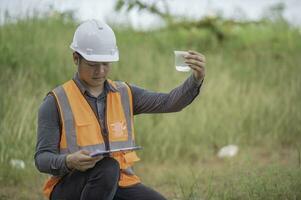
[{"x1": 73, "y1": 53, "x2": 111, "y2": 88}]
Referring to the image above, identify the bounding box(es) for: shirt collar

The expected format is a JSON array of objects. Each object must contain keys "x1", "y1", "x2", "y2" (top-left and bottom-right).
[{"x1": 73, "y1": 73, "x2": 118, "y2": 95}]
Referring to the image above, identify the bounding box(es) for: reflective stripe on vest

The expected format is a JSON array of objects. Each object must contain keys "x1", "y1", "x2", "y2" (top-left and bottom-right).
[
  {"x1": 122, "y1": 167, "x2": 135, "y2": 175},
  {"x1": 52, "y1": 85, "x2": 79, "y2": 153},
  {"x1": 52, "y1": 80, "x2": 135, "y2": 154},
  {"x1": 110, "y1": 81, "x2": 135, "y2": 149}
]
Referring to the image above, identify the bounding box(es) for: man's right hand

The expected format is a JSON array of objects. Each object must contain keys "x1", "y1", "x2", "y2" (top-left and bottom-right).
[{"x1": 66, "y1": 149, "x2": 103, "y2": 171}]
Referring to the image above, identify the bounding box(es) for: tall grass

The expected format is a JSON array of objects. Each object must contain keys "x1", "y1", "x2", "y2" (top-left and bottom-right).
[{"x1": 0, "y1": 16, "x2": 300, "y2": 199}]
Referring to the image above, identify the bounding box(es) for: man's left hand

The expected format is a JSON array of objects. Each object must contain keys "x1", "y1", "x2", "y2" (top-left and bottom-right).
[{"x1": 184, "y1": 50, "x2": 206, "y2": 81}]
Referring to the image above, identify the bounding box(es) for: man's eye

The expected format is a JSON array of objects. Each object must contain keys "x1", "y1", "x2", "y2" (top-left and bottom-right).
[{"x1": 88, "y1": 63, "x2": 97, "y2": 67}]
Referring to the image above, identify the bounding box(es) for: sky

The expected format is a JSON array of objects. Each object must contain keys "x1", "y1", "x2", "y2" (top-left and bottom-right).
[{"x1": 0, "y1": 0, "x2": 300, "y2": 29}]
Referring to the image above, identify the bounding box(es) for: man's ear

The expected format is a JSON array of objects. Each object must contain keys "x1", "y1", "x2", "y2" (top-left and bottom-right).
[{"x1": 73, "y1": 52, "x2": 79, "y2": 65}]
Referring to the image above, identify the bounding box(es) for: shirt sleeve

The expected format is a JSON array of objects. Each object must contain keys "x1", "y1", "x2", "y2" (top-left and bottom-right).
[
  {"x1": 34, "y1": 94, "x2": 70, "y2": 176},
  {"x1": 131, "y1": 74, "x2": 204, "y2": 115}
]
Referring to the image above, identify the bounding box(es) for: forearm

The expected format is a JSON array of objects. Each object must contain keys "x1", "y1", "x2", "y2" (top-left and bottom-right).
[
  {"x1": 34, "y1": 151, "x2": 69, "y2": 176},
  {"x1": 132, "y1": 74, "x2": 203, "y2": 114},
  {"x1": 35, "y1": 94, "x2": 70, "y2": 176},
  {"x1": 35, "y1": 125, "x2": 70, "y2": 176}
]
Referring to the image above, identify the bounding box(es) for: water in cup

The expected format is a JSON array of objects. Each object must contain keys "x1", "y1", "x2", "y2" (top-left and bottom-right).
[{"x1": 174, "y1": 50, "x2": 191, "y2": 72}]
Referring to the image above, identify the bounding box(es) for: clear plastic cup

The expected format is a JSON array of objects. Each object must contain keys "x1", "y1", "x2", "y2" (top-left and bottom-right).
[{"x1": 174, "y1": 50, "x2": 191, "y2": 72}]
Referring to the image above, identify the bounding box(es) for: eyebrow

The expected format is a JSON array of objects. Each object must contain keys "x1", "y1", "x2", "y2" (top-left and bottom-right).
[
  {"x1": 85, "y1": 61, "x2": 110, "y2": 65},
  {"x1": 86, "y1": 62, "x2": 99, "y2": 65}
]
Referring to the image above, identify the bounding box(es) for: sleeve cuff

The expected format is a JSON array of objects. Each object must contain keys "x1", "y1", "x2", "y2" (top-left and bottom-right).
[{"x1": 62, "y1": 154, "x2": 72, "y2": 173}]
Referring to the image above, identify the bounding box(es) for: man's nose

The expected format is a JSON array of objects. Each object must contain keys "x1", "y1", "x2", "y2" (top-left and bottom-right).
[{"x1": 94, "y1": 65, "x2": 106, "y2": 73}]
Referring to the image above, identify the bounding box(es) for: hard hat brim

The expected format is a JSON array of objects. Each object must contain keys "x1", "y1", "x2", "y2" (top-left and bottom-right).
[
  {"x1": 71, "y1": 46, "x2": 119, "y2": 62},
  {"x1": 81, "y1": 53, "x2": 119, "y2": 62}
]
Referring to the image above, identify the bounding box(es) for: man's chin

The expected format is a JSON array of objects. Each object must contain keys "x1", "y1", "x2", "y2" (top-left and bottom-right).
[{"x1": 91, "y1": 79, "x2": 105, "y2": 85}]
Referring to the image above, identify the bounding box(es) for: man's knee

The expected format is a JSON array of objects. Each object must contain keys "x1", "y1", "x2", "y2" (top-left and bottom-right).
[
  {"x1": 89, "y1": 157, "x2": 120, "y2": 187},
  {"x1": 98, "y1": 157, "x2": 120, "y2": 173}
]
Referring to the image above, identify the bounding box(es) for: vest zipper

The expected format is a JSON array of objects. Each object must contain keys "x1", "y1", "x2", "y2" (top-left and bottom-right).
[
  {"x1": 80, "y1": 93, "x2": 109, "y2": 151},
  {"x1": 104, "y1": 97, "x2": 110, "y2": 151}
]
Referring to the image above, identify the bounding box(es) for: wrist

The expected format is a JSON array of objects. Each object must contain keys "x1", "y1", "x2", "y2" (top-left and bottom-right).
[
  {"x1": 65, "y1": 154, "x2": 74, "y2": 170},
  {"x1": 192, "y1": 73, "x2": 204, "y2": 85}
]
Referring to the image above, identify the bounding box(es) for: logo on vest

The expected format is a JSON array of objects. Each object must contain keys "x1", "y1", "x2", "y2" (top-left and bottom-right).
[{"x1": 110, "y1": 121, "x2": 127, "y2": 137}]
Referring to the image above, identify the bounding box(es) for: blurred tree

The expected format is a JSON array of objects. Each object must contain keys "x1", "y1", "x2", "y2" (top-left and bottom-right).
[
  {"x1": 114, "y1": 0, "x2": 173, "y2": 25},
  {"x1": 114, "y1": 0, "x2": 226, "y2": 42},
  {"x1": 263, "y1": 2, "x2": 286, "y2": 23}
]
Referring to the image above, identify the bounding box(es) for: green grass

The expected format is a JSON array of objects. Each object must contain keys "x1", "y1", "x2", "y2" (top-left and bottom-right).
[{"x1": 0, "y1": 15, "x2": 300, "y2": 199}]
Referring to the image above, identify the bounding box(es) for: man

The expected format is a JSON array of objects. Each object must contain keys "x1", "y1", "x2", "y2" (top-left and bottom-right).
[{"x1": 35, "y1": 19, "x2": 206, "y2": 200}]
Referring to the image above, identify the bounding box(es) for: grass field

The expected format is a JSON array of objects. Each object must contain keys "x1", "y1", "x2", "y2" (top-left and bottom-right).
[{"x1": 0, "y1": 15, "x2": 300, "y2": 199}]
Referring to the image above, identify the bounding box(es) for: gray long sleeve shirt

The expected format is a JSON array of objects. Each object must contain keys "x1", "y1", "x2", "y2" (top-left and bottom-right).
[{"x1": 34, "y1": 74, "x2": 203, "y2": 176}]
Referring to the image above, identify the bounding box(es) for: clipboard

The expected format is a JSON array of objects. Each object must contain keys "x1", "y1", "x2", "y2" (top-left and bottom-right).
[{"x1": 90, "y1": 146, "x2": 142, "y2": 157}]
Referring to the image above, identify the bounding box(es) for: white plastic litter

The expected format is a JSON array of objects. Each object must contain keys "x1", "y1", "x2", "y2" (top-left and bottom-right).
[
  {"x1": 10, "y1": 159, "x2": 25, "y2": 169},
  {"x1": 217, "y1": 145, "x2": 239, "y2": 158}
]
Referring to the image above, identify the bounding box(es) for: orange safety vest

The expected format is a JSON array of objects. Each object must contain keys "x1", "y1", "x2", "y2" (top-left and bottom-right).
[{"x1": 43, "y1": 79, "x2": 141, "y2": 198}]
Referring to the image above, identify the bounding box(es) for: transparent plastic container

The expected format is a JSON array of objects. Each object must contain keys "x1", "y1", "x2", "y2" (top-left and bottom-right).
[{"x1": 174, "y1": 50, "x2": 191, "y2": 72}]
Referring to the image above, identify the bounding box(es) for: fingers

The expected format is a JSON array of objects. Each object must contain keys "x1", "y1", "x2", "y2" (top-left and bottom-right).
[
  {"x1": 184, "y1": 50, "x2": 206, "y2": 69},
  {"x1": 185, "y1": 59, "x2": 205, "y2": 68},
  {"x1": 79, "y1": 149, "x2": 91, "y2": 155},
  {"x1": 188, "y1": 50, "x2": 204, "y2": 57},
  {"x1": 66, "y1": 150, "x2": 103, "y2": 171},
  {"x1": 184, "y1": 50, "x2": 206, "y2": 81},
  {"x1": 185, "y1": 53, "x2": 206, "y2": 63},
  {"x1": 77, "y1": 150, "x2": 100, "y2": 161},
  {"x1": 78, "y1": 159, "x2": 98, "y2": 165},
  {"x1": 94, "y1": 155, "x2": 104, "y2": 162},
  {"x1": 78, "y1": 156, "x2": 103, "y2": 165},
  {"x1": 188, "y1": 64, "x2": 203, "y2": 73},
  {"x1": 74, "y1": 157, "x2": 101, "y2": 171},
  {"x1": 77, "y1": 156, "x2": 103, "y2": 171},
  {"x1": 77, "y1": 154, "x2": 95, "y2": 162}
]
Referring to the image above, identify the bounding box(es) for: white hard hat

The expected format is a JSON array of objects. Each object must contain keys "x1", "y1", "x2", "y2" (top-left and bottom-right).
[{"x1": 70, "y1": 19, "x2": 119, "y2": 62}]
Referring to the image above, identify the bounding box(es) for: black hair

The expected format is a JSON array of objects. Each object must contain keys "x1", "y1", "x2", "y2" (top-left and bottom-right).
[
  {"x1": 75, "y1": 52, "x2": 83, "y2": 64},
  {"x1": 76, "y1": 52, "x2": 83, "y2": 58}
]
